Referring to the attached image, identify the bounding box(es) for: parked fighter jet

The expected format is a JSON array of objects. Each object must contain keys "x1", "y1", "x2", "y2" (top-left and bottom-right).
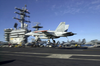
[
  {"x1": 88, "y1": 39, "x2": 100, "y2": 47},
  {"x1": 63, "y1": 39, "x2": 86, "y2": 47},
  {"x1": 25, "y1": 22, "x2": 76, "y2": 41},
  {"x1": 63, "y1": 39, "x2": 86, "y2": 45}
]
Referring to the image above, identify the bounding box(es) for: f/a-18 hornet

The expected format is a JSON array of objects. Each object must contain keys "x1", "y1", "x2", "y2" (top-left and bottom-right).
[{"x1": 25, "y1": 22, "x2": 76, "y2": 41}]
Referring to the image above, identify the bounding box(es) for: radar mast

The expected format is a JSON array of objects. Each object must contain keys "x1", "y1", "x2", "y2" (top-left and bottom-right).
[{"x1": 14, "y1": 5, "x2": 30, "y2": 29}]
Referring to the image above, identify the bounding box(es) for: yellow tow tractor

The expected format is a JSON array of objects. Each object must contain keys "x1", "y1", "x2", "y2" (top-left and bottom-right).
[{"x1": 75, "y1": 44, "x2": 78, "y2": 47}]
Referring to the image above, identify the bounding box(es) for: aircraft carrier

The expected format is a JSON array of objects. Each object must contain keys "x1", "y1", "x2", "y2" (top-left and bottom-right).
[{"x1": 2, "y1": 5, "x2": 100, "y2": 66}]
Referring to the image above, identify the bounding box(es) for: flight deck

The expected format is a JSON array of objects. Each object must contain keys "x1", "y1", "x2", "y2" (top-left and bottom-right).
[{"x1": 0, "y1": 47, "x2": 100, "y2": 66}]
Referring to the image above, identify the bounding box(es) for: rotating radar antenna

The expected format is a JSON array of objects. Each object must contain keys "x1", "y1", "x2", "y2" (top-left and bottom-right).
[{"x1": 32, "y1": 22, "x2": 43, "y2": 31}]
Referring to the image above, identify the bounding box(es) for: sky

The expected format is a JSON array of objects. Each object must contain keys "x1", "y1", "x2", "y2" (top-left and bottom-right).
[{"x1": 0, "y1": 0, "x2": 100, "y2": 42}]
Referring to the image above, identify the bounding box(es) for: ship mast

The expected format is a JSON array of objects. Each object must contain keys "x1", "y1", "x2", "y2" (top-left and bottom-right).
[{"x1": 14, "y1": 5, "x2": 30, "y2": 29}]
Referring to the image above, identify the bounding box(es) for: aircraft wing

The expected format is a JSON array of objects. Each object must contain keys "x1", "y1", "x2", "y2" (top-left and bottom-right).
[
  {"x1": 33, "y1": 30, "x2": 52, "y2": 36},
  {"x1": 42, "y1": 31, "x2": 54, "y2": 37},
  {"x1": 25, "y1": 32, "x2": 44, "y2": 36},
  {"x1": 38, "y1": 31, "x2": 60, "y2": 38}
]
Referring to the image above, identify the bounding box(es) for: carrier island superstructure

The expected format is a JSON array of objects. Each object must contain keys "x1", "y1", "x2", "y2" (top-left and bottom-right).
[{"x1": 4, "y1": 5, "x2": 31, "y2": 44}]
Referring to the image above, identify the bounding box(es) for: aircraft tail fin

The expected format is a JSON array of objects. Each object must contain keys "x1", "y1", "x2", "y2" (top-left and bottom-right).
[
  {"x1": 81, "y1": 39, "x2": 86, "y2": 44},
  {"x1": 64, "y1": 25, "x2": 69, "y2": 32},
  {"x1": 55, "y1": 22, "x2": 65, "y2": 32}
]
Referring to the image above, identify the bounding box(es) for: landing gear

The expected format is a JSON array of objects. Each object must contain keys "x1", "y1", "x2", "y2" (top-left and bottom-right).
[
  {"x1": 52, "y1": 38, "x2": 56, "y2": 44},
  {"x1": 34, "y1": 35, "x2": 42, "y2": 47},
  {"x1": 52, "y1": 38, "x2": 57, "y2": 47}
]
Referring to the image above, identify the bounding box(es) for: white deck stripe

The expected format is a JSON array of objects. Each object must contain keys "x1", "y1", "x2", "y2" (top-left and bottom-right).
[
  {"x1": 1, "y1": 51, "x2": 100, "y2": 61},
  {"x1": 1, "y1": 51, "x2": 100, "y2": 57},
  {"x1": 0, "y1": 54, "x2": 100, "y2": 61}
]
